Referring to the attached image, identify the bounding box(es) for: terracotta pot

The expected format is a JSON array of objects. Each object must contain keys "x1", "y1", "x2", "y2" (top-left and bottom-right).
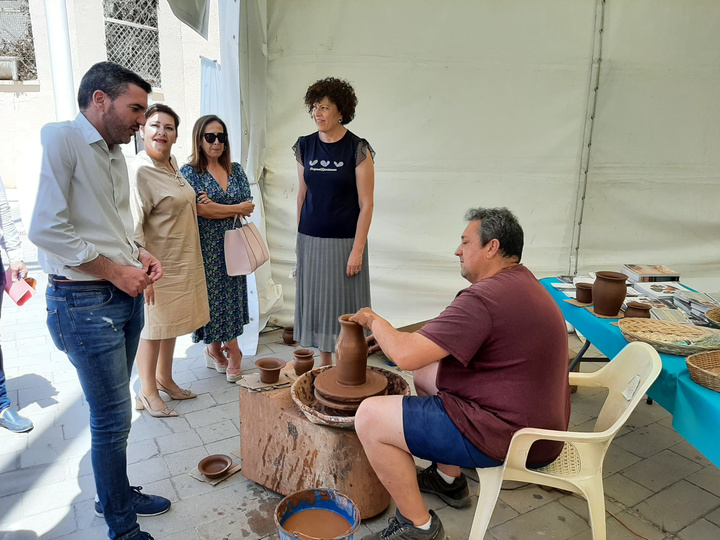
[
  {"x1": 624, "y1": 301, "x2": 652, "y2": 319},
  {"x1": 575, "y1": 283, "x2": 593, "y2": 304},
  {"x1": 197, "y1": 454, "x2": 232, "y2": 479},
  {"x1": 282, "y1": 326, "x2": 295, "y2": 345},
  {"x1": 335, "y1": 314, "x2": 368, "y2": 386},
  {"x1": 255, "y1": 357, "x2": 286, "y2": 384},
  {"x1": 293, "y1": 349, "x2": 315, "y2": 376},
  {"x1": 592, "y1": 271, "x2": 628, "y2": 316}
]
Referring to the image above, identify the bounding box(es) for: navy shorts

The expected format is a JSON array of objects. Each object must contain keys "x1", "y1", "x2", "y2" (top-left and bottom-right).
[{"x1": 402, "y1": 395, "x2": 503, "y2": 469}]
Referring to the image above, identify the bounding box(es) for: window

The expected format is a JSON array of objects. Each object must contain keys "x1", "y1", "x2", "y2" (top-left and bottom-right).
[
  {"x1": 103, "y1": 0, "x2": 161, "y2": 87},
  {"x1": 0, "y1": 0, "x2": 37, "y2": 81}
]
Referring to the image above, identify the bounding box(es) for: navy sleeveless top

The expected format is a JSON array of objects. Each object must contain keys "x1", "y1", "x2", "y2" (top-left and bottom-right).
[{"x1": 293, "y1": 131, "x2": 375, "y2": 238}]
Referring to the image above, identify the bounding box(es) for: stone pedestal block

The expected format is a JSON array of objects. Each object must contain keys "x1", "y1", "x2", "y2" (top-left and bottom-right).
[{"x1": 239, "y1": 386, "x2": 390, "y2": 519}]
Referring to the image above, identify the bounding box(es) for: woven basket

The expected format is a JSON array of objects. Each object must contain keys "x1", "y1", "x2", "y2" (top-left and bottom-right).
[
  {"x1": 618, "y1": 318, "x2": 720, "y2": 356},
  {"x1": 706, "y1": 307, "x2": 720, "y2": 329},
  {"x1": 686, "y1": 351, "x2": 720, "y2": 392}
]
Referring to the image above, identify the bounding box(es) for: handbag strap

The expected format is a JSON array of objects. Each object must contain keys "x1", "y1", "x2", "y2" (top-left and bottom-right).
[{"x1": 232, "y1": 215, "x2": 249, "y2": 229}]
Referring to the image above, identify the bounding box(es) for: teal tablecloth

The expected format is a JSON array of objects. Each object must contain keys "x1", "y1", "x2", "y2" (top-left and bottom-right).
[{"x1": 541, "y1": 278, "x2": 720, "y2": 466}]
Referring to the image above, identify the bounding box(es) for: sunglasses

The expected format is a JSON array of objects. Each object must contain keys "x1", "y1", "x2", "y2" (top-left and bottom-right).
[{"x1": 203, "y1": 132, "x2": 227, "y2": 144}]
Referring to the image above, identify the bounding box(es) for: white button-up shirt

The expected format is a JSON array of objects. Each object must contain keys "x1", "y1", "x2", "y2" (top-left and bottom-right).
[
  {"x1": 29, "y1": 113, "x2": 141, "y2": 280},
  {"x1": 0, "y1": 175, "x2": 23, "y2": 263}
]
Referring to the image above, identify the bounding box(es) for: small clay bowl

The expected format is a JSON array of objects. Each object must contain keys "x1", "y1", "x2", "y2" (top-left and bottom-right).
[
  {"x1": 282, "y1": 326, "x2": 295, "y2": 345},
  {"x1": 255, "y1": 357, "x2": 287, "y2": 384},
  {"x1": 198, "y1": 454, "x2": 233, "y2": 479},
  {"x1": 624, "y1": 301, "x2": 652, "y2": 319},
  {"x1": 575, "y1": 282, "x2": 593, "y2": 304}
]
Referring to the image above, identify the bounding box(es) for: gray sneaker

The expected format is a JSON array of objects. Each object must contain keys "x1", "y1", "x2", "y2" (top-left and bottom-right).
[
  {"x1": 362, "y1": 509, "x2": 445, "y2": 540},
  {"x1": 417, "y1": 463, "x2": 471, "y2": 508}
]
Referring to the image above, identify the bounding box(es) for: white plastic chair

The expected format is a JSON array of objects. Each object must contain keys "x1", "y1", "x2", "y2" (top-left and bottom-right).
[{"x1": 468, "y1": 342, "x2": 662, "y2": 540}]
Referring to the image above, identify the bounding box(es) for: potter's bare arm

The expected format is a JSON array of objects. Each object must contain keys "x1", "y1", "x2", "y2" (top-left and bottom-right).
[
  {"x1": 351, "y1": 308, "x2": 447, "y2": 371},
  {"x1": 347, "y1": 155, "x2": 375, "y2": 277},
  {"x1": 296, "y1": 163, "x2": 307, "y2": 228}
]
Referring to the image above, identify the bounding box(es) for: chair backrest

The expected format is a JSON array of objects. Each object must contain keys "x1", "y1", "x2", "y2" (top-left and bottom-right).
[{"x1": 591, "y1": 342, "x2": 662, "y2": 433}]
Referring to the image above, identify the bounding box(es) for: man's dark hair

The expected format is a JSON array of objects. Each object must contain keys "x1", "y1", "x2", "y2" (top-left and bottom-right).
[
  {"x1": 304, "y1": 77, "x2": 358, "y2": 124},
  {"x1": 77, "y1": 62, "x2": 152, "y2": 111},
  {"x1": 465, "y1": 207, "x2": 524, "y2": 262},
  {"x1": 145, "y1": 103, "x2": 180, "y2": 128}
]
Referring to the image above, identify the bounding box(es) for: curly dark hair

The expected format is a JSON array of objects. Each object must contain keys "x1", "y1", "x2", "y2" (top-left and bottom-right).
[{"x1": 304, "y1": 77, "x2": 358, "y2": 124}]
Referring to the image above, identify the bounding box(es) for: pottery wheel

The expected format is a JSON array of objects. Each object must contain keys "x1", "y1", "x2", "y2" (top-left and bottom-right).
[
  {"x1": 313, "y1": 388, "x2": 361, "y2": 412},
  {"x1": 314, "y1": 368, "x2": 388, "y2": 402}
]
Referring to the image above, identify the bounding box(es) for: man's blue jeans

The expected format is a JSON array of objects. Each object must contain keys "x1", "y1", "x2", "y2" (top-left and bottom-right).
[{"x1": 46, "y1": 276, "x2": 144, "y2": 540}]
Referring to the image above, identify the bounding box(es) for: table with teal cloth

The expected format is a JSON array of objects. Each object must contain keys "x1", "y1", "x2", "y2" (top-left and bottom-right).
[{"x1": 541, "y1": 277, "x2": 720, "y2": 467}]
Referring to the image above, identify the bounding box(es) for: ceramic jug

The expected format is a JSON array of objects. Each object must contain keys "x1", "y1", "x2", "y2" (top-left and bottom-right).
[
  {"x1": 592, "y1": 272, "x2": 628, "y2": 316},
  {"x1": 335, "y1": 315, "x2": 368, "y2": 386}
]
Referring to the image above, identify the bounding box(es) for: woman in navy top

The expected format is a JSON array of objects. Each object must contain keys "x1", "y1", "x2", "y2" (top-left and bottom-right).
[{"x1": 292, "y1": 77, "x2": 375, "y2": 365}]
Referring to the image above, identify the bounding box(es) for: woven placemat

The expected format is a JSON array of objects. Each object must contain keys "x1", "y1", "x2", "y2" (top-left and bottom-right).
[
  {"x1": 564, "y1": 299, "x2": 592, "y2": 307},
  {"x1": 584, "y1": 306, "x2": 623, "y2": 319}
]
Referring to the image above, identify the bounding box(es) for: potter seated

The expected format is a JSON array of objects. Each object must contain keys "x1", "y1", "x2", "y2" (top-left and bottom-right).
[{"x1": 351, "y1": 207, "x2": 571, "y2": 540}]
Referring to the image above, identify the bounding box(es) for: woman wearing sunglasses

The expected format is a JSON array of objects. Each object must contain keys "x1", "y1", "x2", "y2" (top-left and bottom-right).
[
  {"x1": 129, "y1": 103, "x2": 210, "y2": 417},
  {"x1": 181, "y1": 115, "x2": 255, "y2": 382}
]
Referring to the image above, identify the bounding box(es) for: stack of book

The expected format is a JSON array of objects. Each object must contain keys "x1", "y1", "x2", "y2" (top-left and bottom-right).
[
  {"x1": 632, "y1": 281, "x2": 692, "y2": 300},
  {"x1": 622, "y1": 264, "x2": 680, "y2": 283},
  {"x1": 674, "y1": 291, "x2": 720, "y2": 318}
]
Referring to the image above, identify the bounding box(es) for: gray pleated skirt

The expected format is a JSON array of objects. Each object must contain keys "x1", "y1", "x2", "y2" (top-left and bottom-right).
[{"x1": 295, "y1": 233, "x2": 371, "y2": 353}]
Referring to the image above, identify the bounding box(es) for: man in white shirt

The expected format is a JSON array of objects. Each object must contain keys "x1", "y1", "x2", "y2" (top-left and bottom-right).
[{"x1": 29, "y1": 62, "x2": 167, "y2": 540}]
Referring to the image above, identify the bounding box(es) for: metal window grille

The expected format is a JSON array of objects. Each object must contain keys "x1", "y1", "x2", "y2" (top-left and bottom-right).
[
  {"x1": 103, "y1": 0, "x2": 161, "y2": 87},
  {"x1": 0, "y1": 0, "x2": 37, "y2": 81}
]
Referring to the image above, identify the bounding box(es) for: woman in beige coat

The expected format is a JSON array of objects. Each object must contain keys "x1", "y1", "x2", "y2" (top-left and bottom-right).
[{"x1": 130, "y1": 104, "x2": 210, "y2": 417}]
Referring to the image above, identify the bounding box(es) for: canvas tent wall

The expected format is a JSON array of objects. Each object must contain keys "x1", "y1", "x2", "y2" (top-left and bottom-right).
[{"x1": 171, "y1": 0, "x2": 720, "y2": 328}]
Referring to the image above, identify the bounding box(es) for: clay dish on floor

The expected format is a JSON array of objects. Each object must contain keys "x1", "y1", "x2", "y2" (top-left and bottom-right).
[
  {"x1": 314, "y1": 368, "x2": 388, "y2": 402},
  {"x1": 198, "y1": 454, "x2": 232, "y2": 479},
  {"x1": 255, "y1": 357, "x2": 286, "y2": 384}
]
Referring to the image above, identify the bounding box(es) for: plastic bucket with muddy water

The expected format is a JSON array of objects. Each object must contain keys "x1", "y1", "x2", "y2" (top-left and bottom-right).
[{"x1": 274, "y1": 489, "x2": 361, "y2": 540}]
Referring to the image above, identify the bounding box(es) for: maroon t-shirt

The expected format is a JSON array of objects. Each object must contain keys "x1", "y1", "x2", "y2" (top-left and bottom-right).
[{"x1": 418, "y1": 265, "x2": 570, "y2": 463}]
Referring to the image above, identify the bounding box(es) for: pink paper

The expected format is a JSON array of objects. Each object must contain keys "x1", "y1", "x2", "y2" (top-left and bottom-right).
[{"x1": 4, "y1": 268, "x2": 36, "y2": 306}]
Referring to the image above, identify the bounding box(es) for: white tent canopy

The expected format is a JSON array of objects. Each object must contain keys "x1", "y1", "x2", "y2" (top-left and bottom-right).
[{"x1": 170, "y1": 0, "x2": 720, "y2": 327}]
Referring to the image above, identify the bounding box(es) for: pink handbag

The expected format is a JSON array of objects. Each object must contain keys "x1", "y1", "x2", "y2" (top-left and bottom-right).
[
  {"x1": 3, "y1": 268, "x2": 36, "y2": 306},
  {"x1": 224, "y1": 216, "x2": 270, "y2": 276}
]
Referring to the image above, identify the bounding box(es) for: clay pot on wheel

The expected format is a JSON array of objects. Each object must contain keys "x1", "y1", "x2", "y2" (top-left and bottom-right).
[
  {"x1": 592, "y1": 271, "x2": 628, "y2": 316},
  {"x1": 335, "y1": 315, "x2": 368, "y2": 386},
  {"x1": 255, "y1": 357, "x2": 286, "y2": 384},
  {"x1": 624, "y1": 301, "x2": 652, "y2": 319},
  {"x1": 575, "y1": 282, "x2": 593, "y2": 304},
  {"x1": 293, "y1": 349, "x2": 315, "y2": 376},
  {"x1": 282, "y1": 326, "x2": 295, "y2": 345}
]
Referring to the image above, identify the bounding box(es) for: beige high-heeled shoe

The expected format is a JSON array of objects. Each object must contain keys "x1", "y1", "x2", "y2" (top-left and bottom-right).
[
  {"x1": 156, "y1": 380, "x2": 197, "y2": 400},
  {"x1": 135, "y1": 393, "x2": 178, "y2": 418},
  {"x1": 222, "y1": 345, "x2": 243, "y2": 383},
  {"x1": 205, "y1": 346, "x2": 229, "y2": 373}
]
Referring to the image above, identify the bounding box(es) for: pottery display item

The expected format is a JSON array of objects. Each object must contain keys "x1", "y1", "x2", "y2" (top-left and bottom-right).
[
  {"x1": 255, "y1": 357, "x2": 287, "y2": 384},
  {"x1": 575, "y1": 282, "x2": 593, "y2": 304},
  {"x1": 592, "y1": 271, "x2": 628, "y2": 316},
  {"x1": 198, "y1": 454, "x2": 233, "y2": 479},
  {"x1": 335, "y1": 314, "x2": 369, "y2": 386},
  {"x1": 624, "y1": 301, "x2": 652, "y2": 319},
  {"x1": 292, "y1": 349, "x2": 315, "y2": 376},
  {"x1": 282, "y1": 326, "x2": 295, "y2": 345}
]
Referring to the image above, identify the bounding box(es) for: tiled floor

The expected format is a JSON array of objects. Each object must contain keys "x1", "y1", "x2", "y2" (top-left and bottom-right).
[{"x1": 2, "y1": 206, "x2": 720, "y2": 539}]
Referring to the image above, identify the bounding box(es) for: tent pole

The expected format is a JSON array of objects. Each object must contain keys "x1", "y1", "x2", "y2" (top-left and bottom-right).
[{"x1": 569, "y1": 0, "x2": 606, "y2": 275}]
